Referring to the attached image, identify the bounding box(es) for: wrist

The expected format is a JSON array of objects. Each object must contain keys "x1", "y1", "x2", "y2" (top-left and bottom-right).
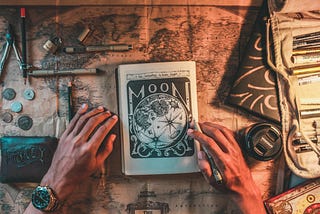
[{"x1": 40, "y1": 170, "x2": 76, "y2": 203}]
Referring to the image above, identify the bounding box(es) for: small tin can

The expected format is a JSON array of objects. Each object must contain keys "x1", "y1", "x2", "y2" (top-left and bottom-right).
[
  {"x1": 77, "y1": 27, "x2": 92, "y2": 44},
  {"x1": 243, "y1": 123, "x2": 283, "y2": 161},
  {"x1": 43, "y1": 37, "x2": 62, "y2": 54}
]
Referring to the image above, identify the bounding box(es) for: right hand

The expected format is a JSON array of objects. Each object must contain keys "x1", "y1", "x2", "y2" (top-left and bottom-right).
[{"x1": 187, "y1": 122, "x2": 266, "y2": 214}]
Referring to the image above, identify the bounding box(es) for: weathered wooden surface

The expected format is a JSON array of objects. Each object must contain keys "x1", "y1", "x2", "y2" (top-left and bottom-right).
[{"x1": 0, "y1": 4, "x2": 280, "y2": 214}]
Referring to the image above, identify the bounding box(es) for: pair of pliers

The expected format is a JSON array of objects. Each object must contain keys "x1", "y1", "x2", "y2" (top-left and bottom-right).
[{"x1": 0, "y1": 24, "x2": 23, "y2": 79}]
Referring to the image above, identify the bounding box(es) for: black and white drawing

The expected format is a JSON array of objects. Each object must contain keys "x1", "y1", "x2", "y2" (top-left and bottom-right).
[
  {"x1": 118, "y1": 61, "x2": 199, "y2": 175},
  {"x1": 127, "y1": 78, "x2": 194, "y2": 159}
]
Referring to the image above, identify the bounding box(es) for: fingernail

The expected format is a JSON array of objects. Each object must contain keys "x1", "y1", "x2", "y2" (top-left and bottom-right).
[
  {"x1": 110, "y1": 134, "x2": 117, "y2": 142},
  {"x1": 112, "y1": 114, "x2": 118, "y2": 120},
  {"x1": 98, "y1": 106, "x2": 104, "y2": 110},
  {"x1": 198, "y1": 151, "x2": 205, "y2": 160},
  {"x1": 81, "y1": 103, "x2": 87, "y2": 109},
  {"x1": 187, "y1": 128, "x2": 194, "y2": 135}
]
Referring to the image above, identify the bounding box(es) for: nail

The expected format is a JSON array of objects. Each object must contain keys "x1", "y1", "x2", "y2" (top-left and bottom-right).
[
  {"x1": 110, "y1": 134, "x2": 117, "y2": 142},
  {"x1": 97, "y1": 106, "x2": 104, "y2": 110},
  {"x1": 187, "y1": 128, "x2": 194, "y2": 135},
  {"x1": 81, "y1": 103, "x2": 87, "y2": 109},
  {"x1": 198, "y1": 151, "x2": 206, "y2": 160}
]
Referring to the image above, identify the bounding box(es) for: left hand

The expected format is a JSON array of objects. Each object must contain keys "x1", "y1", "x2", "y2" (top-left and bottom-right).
[
  {"x1": 41, "y1": 104, "x2": 118, "y2": 202},
  {"x1": 24, "y1": 104, "x2": 119, "y2": 214}
]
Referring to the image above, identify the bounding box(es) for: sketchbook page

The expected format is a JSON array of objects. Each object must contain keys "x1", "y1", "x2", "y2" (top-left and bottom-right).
[{"x1": 117, "y1": 61, "x2": 200, "y2": 175}]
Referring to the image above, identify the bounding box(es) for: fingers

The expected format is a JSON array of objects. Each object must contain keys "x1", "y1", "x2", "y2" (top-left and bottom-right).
[
  {"x1": 78, "y1": 110, "x2": 113, "y2": 141},
  {"x1": 61, "y1": 103, "x2": 88, "y2": 139},
  {"x1": 200, "y1": 122, "x2": 238, "y2": 154},
  {"x1": 203, "y1": 122, "x2": 238, "y2": 146},
  {"x1": 96, "y1": 134, "x2": 117, "y2": 165},
  {"x1": 198, "y1": 151, "x2": 212, "y2": 179},
  {"x1": 198, "y1": 151, "x2": 224, "y2": 189},
  {"x1": 89, "y1": 114, "x2": 118, "y2": 153},
  {"x1": 187, "y1": 128, "x2": 223, "y2": 158},
  {"x1": 71, "y1": 106, "x2": 106, "y2": 137}
]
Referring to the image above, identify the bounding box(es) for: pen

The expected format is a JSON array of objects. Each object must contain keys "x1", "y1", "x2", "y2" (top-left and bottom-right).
[
  {"x1": 194, "y1": 121, "x2": 223, "y2": 184},
  {"x1": 293, "y1": 31, "x2": 320, "y2": 41},
  {"x1": 63, "y1": 44, "x2": 133, "y2": 53},
  {"x1": 20, "y1": 8, "x2": 27, "y2": 84},
  {"x1": 292, "y1": 47, "x2": 320, "y2": 55},
  {"x1": 298, "y1": 74, "x2": 320, "y2": 85},
  {"x1": 29, "y1": 68, "x2": 101, "y2": 77},
  {"x1": 67, "y1": 81, "x2": 73, "y2": 122},
  {"x1": 291, "y1": 65, "x2": 320, "y2": 75},
  {"x1": 293, "y1": 41, "x2": 320, "y2": 50},
  {"x1": 300, "y1": 108, "x2": 320, "y2": 119}
]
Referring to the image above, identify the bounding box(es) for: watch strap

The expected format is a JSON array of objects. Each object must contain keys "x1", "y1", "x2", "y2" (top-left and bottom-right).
[{"x1": 43, "y1": 186, "x2": 59, "y2": 212}]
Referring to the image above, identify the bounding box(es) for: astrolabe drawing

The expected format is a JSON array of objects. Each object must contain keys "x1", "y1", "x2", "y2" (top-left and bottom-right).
[{"x1": 130, "y1": 93, "x2": 194, "y2": 158}]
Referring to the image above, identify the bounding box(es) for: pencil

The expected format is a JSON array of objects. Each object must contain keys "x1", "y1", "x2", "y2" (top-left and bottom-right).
[
  {"x1": 67, "y1": 81, "x2": 73, "y2": 122},
  {"x1": 194, "y1": 121, "x2": 223, "y2": 184},
  {"x1": 20, "y1": 8, "x2": 27, "y2": 84}
]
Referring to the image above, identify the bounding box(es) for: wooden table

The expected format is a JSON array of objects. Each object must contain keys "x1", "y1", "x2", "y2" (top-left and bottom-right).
[{"x1": 0, "y1": 3, "x2": 282, "y2": 213}]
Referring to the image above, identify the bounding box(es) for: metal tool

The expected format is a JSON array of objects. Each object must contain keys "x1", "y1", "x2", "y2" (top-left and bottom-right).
[
  {"x1": 0, "y1": 24, "x2": 24, "y2": 80},
  {"x1": 20, "y1": 8, "x2": 28, "y2": 84},
  {"x1": 63, "y1": 44, "x2": 133, "y2": 53},
  {"x1": 29, "y1": 68, "x2": 101, "y2": 77}
]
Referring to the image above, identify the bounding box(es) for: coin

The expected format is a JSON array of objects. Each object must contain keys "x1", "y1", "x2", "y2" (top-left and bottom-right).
[
  {"x1": 1, "y1": 112, "x2": 13, "y2": 123},
  {"x1": 2, "y1": 88, "x2": 16, "y2": 100},
  {"x1": 23, "y1": 88, "x2": 35, "y2": 100},
  {"x1": 11, "y1": 101, "x2": 23, "y2": 113},
  {"x1": 18, "y1": 115, "x2": 33, "y2": 130}
]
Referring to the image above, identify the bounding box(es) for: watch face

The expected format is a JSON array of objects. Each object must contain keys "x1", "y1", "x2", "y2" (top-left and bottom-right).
[{"x1": 32, "y1": 186, "x2": 50, "y2": 210}]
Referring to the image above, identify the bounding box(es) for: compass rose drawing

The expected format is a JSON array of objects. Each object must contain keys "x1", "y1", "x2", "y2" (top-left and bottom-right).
[{"x1": 131, "y1": 93, "x2": 192, "y2": 158}]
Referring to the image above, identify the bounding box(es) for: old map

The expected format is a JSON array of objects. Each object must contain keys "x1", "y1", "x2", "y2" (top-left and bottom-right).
[{"x1": 0, "y1": 4, "x2": 279, "y2": 213}]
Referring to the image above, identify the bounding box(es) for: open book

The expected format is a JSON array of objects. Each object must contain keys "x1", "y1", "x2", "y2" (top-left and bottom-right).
[{"x1": 117, "y1": 61, "x2": 200, "y2": 175}]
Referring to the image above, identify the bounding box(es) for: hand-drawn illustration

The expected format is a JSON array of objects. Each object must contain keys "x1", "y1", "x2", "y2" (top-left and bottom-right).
[{"x1": 128, "y1": 78, "x2": 194, "y2": 159}]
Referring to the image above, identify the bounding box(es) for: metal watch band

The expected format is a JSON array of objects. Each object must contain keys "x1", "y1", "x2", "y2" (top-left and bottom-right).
[{"x1": 43, "y1": 186, "x2": 59, "y2": 212}]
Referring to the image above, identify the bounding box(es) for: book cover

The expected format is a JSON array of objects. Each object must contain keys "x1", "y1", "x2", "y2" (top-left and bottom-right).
[
  {"x1": 264, "y1": 178, "x2": 320, "y2": 214},
  {"x1": 117, "y1": 61, "x2": 200, "y2": 175}
]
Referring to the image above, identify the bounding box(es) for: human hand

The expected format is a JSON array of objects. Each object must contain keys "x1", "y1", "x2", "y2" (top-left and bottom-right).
[
  {"x1": 187, "y1": 122, "x2": 266, "y2": 214},
  {"x1": 42, "y1": 104, "x2": 118, "y2": 201},
  {"x1": 24, "y1": 103, "x2": 118, "y2": 214}
]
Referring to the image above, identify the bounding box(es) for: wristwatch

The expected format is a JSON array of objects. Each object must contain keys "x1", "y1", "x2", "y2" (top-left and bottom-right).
[{"x1": 31, "y1": 185, "x2": 59, "y2": 212}]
